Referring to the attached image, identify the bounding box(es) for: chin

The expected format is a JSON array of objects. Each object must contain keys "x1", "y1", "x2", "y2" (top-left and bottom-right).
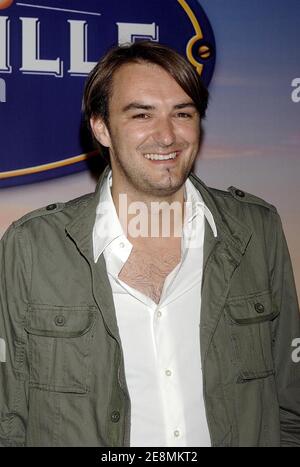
[{"x1": 147, "y1": 181, "x2": 184, "y2": 197}]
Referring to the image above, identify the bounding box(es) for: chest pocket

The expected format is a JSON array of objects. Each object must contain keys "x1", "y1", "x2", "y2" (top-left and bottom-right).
[
  {"x1": 225, "y1": 291, "x2": 279, "y2": 383},
  {"x1": 25, "y1": 304, "x2": 97, "y2": 394}
]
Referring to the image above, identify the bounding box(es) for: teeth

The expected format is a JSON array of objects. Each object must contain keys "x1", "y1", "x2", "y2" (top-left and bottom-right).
[{"x1": 144, "y1": 152, "x2": 177, "y2": 161}]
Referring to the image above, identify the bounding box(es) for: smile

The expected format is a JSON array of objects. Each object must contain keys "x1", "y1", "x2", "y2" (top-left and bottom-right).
[{"x1": 143, "y1": 152, "x2": 178, "y2": 161}]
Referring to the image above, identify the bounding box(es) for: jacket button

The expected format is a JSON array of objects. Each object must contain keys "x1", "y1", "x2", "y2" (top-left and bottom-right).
[
  {"x1": 54, "y1": 315, "x2": 65, "y2": 326},
  {"x1": 111, "y1": 411, "x2": 120, "y2": 423},
  {"x1": 235, "y1": 189, "x2": 245, "y2": 198},
  {"x1": 46, "y1": 204, "x2": 57, "y2": 211},
  {"x1": 254, "y1": 303, "x2": 265, "y2": 314}
]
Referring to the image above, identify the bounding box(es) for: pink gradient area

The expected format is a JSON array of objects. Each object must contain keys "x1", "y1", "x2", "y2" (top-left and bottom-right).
[
  {"x1": 200, "y1": 134, "x2": 300, "y2": 160},
  {"x1": 0, "y1": 204, "x2": 30, "y2": 228}
]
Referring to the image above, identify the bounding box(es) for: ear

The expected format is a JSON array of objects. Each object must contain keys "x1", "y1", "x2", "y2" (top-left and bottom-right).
[{"x1": 90, "y1": 116, "x2": 111, "y2": 148}]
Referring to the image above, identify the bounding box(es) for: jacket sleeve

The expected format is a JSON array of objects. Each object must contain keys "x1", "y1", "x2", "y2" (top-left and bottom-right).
[
  {"x1": 270, "y1": 211, "x2": 300, "y2": 446},
  {"x1": 0, "y1": 224, "x2": 30, "y2": 447}
]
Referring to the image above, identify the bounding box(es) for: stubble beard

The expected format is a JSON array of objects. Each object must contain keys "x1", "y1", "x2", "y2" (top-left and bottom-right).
[{"x1": 111, "y1": 148, "x2": 193, "y2": 199}]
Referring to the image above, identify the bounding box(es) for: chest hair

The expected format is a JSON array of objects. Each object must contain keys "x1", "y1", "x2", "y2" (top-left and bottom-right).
[{"x1": 118, "y1": 245, "x2": 181, "y2": 304}]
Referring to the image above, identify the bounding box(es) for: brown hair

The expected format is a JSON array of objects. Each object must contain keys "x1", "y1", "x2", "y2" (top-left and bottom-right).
[{"x1": 83, "y1": 40, "x2": 209, "y2": 132}]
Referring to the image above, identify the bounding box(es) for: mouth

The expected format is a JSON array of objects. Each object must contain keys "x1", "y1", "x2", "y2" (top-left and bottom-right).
[{"x1": 143, "y1": 151, "x2": 179, "y2": 161}]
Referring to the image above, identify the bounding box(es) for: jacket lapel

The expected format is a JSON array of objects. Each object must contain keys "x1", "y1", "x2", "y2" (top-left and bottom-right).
[
  {"x1": 189, "y1": 174, "x2": 253, "y2": 364},
  {"x1": 65, "y1": 166, "x2": 121, "y2": 339}
]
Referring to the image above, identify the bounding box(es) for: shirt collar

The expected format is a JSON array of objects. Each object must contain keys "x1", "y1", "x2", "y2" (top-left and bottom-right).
[
  {"x1": 93, "y1": 170, "x2": 129, "y2": 263},
  {"x1": 184, "y1": 177, "x2": 217, "y2": 237},
  {"x1": 93, "y1": 170, "x2": 217, "y2": 263}
]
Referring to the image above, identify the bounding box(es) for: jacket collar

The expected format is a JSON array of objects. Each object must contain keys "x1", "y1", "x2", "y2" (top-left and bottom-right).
[{"x1": 65, "y1": 166, "x2": 111, "y2": 261}]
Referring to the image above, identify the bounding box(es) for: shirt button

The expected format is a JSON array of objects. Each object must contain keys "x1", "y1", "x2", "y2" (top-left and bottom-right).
[
  {"x1": 157, "y1": 311, "x2": 162, "y2": 318},
  {"x1": 165, "y1": 369, "x2": 172, "y2": 376},
  {"x1": 119, "y1": 242, "x2": 125, "y2": 248},
  {"x1": 174, "y1": 430, "x2": 180, "y2": 438}
]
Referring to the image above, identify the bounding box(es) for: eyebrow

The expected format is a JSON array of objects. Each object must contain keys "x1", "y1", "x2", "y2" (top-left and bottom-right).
[
  {"x1": 173, "y1": 102, "x2": 197, "y2": 110},
  {"x1": 122, "y1": 101, "x2": 197, "y2": 112}
]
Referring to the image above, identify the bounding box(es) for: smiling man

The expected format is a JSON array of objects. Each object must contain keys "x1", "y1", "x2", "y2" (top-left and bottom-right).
[{"x1": 0, "y1": 41, "x2": 300, "y2": 447}]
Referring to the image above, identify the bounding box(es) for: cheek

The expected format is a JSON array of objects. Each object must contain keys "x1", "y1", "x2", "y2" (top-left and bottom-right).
[
  {"x1": 110, "y1": 128, "x2": 143, "y2": 157},
  {"x1": 116, "y1": 125, "x2": 150, "y2": 150},
  {"x1": 176, "y1": 122, "x2": 200, "y2": 141}
]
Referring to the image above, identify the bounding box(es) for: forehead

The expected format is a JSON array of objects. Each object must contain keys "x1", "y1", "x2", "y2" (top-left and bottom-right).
[{"x1": 110, "y1": 62, "x2": 191, "y2": 105}]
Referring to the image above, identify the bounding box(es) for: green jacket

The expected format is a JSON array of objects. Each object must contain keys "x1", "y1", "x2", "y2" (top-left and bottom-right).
[{"x1": 1, "y1": 168, "x2": 300, "y2": 447}]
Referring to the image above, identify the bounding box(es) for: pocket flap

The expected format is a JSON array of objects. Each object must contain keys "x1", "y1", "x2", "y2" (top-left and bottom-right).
[
  {"x1": 25, "y1": 304, "x2": 97, "y2": 338},
  {"x1": 227, "y1": 291, "x2": 279, "y2": 325}
]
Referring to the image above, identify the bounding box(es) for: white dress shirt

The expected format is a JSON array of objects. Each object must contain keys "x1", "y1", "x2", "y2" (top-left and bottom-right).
[{"x1": 93, "y1": 170, "x2": 217, "y2": 447}]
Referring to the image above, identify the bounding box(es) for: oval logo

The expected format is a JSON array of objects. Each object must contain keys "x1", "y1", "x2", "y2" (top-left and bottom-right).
[{"x1": 0, "y1": 0, "x2": 216, "y2": 187}]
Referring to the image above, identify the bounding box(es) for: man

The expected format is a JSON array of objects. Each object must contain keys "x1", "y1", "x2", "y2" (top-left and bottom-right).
[{"x1": 0, "y1": 41, "x2": 300, "y2": 447}]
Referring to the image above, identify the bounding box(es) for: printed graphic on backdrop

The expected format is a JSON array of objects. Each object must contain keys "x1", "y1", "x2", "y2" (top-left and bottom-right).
[{"x1": 0, "y1": 0, "x2": 215, "y2": 187}]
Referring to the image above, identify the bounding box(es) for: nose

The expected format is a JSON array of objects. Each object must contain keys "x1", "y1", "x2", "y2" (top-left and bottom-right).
[{"x1": 153, "y1": 117, "x2": 176, "y2": 147}]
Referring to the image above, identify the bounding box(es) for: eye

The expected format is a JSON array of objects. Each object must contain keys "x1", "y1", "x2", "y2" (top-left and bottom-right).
[
  {"x1": 176, "y1": 112, "x2": 192, "y2": 119},
  {"x1": 132, "y1": 113, "x2": 151, "y2": 119}
]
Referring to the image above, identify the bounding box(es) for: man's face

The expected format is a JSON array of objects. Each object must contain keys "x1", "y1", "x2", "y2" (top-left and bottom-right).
[{"x1": 91, "y1": 62, "x2": 201, "y2": 198}]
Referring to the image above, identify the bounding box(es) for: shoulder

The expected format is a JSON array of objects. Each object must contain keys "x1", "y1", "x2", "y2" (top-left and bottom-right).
[
  {"x1": 226, "y1": 186, "x2": 277, "y2": 213},
  {"x1": 208, "y1": 186, "x2": 283, "y2": 240},
  {"x1": 189, "y1": 172, "x2": 277, "y2": 213},
  {"x1": 205, "y1": 186, "x2": 286, "y2": 251},
  {"x1": 10, "y1": 193, "x2": 93, "y2": 229},
  {"x1": 208, "y1": 185, "x2": 277, "y2": 214}
]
